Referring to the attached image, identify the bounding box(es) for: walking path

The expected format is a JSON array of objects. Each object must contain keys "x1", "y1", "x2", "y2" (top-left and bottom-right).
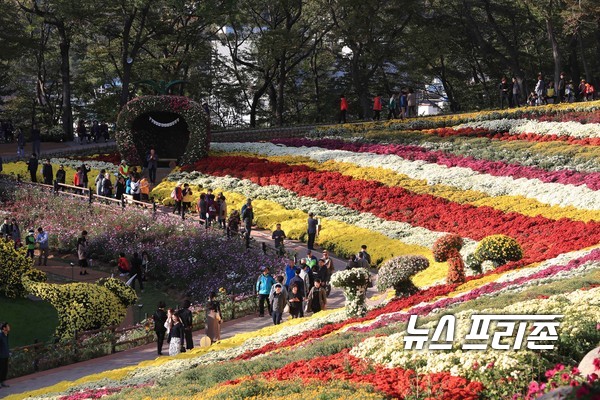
[
  {"x1": 0, "y1": 139, "x2": 383, "y2": 398},
  {"x1": 1, "y1": 231, "x2": 379, "y2": 398}
]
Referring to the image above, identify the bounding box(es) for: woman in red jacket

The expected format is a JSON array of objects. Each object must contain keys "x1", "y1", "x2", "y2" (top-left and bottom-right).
[
  {"x1": 372, "y1": 94, "x2": 382, "y2": 120},
  {"x1": 339, "y1": 94, "x2": 348, "y2": 124}
]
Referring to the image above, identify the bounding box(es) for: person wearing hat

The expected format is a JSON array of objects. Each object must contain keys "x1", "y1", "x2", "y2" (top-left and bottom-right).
[
  {"x1": 269, "y1": 283, "x2": 287, "y2": 325},
  {"x1": 307, "y1": 212, "x2": 318, "y2": 250},
  {"x1": 118, "y1": 160, "x2": 129, "y2": 180},
  {"x1": 25, "y1": 229, "x2": 35, "y2": 259}
]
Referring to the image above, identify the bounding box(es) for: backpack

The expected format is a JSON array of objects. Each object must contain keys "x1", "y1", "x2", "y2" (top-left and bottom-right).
[{"x1": 170, "y1": 187, "x2": 178, "y2": 200}]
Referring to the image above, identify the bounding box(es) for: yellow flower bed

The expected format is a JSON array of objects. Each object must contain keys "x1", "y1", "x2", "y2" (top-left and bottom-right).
[
  {"x1": 3, "y1": 161, "x2": 98, "y2": 187},
  {"x1": 191, "y1": 378, "x2": 385, "y2": 400},
  {"x1": 217, "y1": 152, "x2": 599, "y2": 222}
]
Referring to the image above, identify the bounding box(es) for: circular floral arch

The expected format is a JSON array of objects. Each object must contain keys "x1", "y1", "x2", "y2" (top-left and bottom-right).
[{"x1": 116, "y1": 95, "x2": 209, "y2": 166}]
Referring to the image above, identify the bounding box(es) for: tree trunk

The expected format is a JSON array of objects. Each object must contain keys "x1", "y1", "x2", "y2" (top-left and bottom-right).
[
  {"x1": 350, "y1": 50, "x2": 370, "y2": 120},
  {"x1": 546, "y1": 18, "x2": 561, "y2": 87},
  {"x1": 567, "y1": 33, "x2": 580, "y2": 82},
  {"x1": 120, "y1": 61, "x2": 133, "y2": 108},
  {"x1": 58, "y1": 25, "x2": 73, "y2": 141},
  {"x1": 577, "y1": 32, "x2": 591, "y2": 82},
  {"x1": 310, "y1": 50, "x2": 322, "y2": 123}
]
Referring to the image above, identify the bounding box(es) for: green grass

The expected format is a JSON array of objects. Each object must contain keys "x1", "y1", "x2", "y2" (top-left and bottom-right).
[
  {"x1": 131, "y1": 282, "x2": 182, "y2": 324},
  {"x1": 0, "y1": 295, "x2": 58, "y2": 348}
]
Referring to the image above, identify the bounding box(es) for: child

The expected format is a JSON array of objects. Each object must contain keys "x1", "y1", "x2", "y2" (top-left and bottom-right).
[
  {"x1": 25, "y1": 229, "x2": 35, "y2": 259},
  {"x1": 306, "y1": 279, "x2": 327, "y2": 314},
  {"x1": 269, "y1": 284, "x2": 287, "y2": 325},
  {"x1": 117, "y1": 252, "x2": 131, "y2": 276},
  {"x1": 287, "y1": 284, "x2": 303, "y2": 318}
]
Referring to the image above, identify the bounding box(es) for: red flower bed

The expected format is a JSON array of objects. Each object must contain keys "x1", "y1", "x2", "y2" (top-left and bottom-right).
[
  {"x1": 260, "y1": 349, "x2": 484, "y2": 400},
  {"x1": 185, "y1": 155, "x2": 600, "y2": 268}
]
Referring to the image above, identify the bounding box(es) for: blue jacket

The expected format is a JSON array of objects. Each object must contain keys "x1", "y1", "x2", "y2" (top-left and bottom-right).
[
  {"x1": 256, "y1": 273, "x2": 275, "y2": 295},
  {"x1": 0, "y1": 331, "x2": 9, "y2": 358},
  {"x1": 285, "y1": 265, "x2": 296, "y2": 287}
]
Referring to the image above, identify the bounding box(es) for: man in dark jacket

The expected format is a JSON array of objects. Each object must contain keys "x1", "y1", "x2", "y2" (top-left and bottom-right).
[
  {"x1": 289, "y1": 268, "x2": 306, "y2": 317},
  {"x1": 178, "y1": 300, "x2": 194, "y2": 350},
  {"x1": 0, "y1": 322, "x2": 10, "y2": 388},
  {"x1": 27, "y1": 153, "x2": 38, "y2": 182},
  {"x1": 42, "y1": 160, "x2": 53, "y2": 185},
  {"x1": 152, "y1": 302, "x2": 168, "y2": 355}
]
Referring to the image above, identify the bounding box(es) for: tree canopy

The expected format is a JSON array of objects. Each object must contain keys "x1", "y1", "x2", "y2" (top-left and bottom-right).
[{"x1": 0, "y1": 0, "x2": 598, "y2": 129}]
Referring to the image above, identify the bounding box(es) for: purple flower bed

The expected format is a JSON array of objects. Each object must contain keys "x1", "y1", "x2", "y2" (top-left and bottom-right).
[{"x1": 3, "y1": 184, "x2": 283, "y2": 300}]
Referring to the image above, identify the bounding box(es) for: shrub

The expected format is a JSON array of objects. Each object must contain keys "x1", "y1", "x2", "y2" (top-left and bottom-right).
[
  {"x1": 0, "y1": 240, "x2": 46, "y2": 298},
  {"x1": 377, "y1": 255, "x2": 429, "y2": 297},
  {"x1": 469, "y1": 235, "x2": 523, "y2": 273},
  {"x1": 331, "y1": 268, "x2": 371, "y2": 317},
  {"x1": 22, "y1": 277, "x2": 136, "y2": 340},
  {"x1": 97, "y1": 277, "x2": 138, "y2": 307},
  {"x1": 432, "y1": 234, "x2": 465, "y2": 284}
]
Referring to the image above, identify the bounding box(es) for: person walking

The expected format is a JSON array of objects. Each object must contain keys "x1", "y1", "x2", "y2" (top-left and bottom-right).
[
  {"x1": 168, "y1": 313, "x2": 185, "y2": 356},
  {"x1": 307, "y1": 212, "x2": 318, "y2": 250},
  {"x1": 36, "y1": 227, "x2": 49, "y2": 266},
  {"x1": 205, "y1": 292, "x2": 222, "y2": 344},
  {"x1": 306, "y1": 279, "x2": 327, "y2": 314},
  {"x1": 171, "y1": 183, "x2": 184, "y2": 216},
  {"x1": 499, "y1": 76, "x2": 510, "y2": 109},
  {"x1": 407, "y1": 88, "x2": 417, "y2": 117},
  {"x1": 511, "y1": 77, "x2": 521, "y2": 107},
  {"x1": 27, "y1": 153, "x2": 38, "y2": 183},
  {"x1": 256, "y1": 267, "x2": 275, "y2": 317},
  {"x1": 269, "y1": 284, "x2": 286, "y2": 325},
  {"x1": 0, "y1": 322, "x2": 10, "y2": 388},
  {"x1": 146, "y1": 148, "x2": 158, "y2": 184},
  {"x1": 272, "y1": 223, "x2": 286, "y2": 256},
  {"x1": 178, "y1": 300, "x2": 193, "y2": 350},
  {"x1": 387, "y1": 93, "x2": 397, "y2": 120},
  {"x1": 152, "y1": 301, "x2": 168, "y2": 355},
  {"x1": 372, "y1": 94, "x2": 382, "y2": 120},
  {"x1": 77, "y1": 230, "x2": 89, "y2": 275},
  {"x1": 338, "y1": 94, "x2": 348, "y2": 124},
  {"x1": 25, "y1": 229, "x2": 35, "y2": 259},
  {"x1": 9, "y1": 219, "x2": 21, "y2": 249},
  {"x1": 241, "y1": 198, "x2": 254, "y2": 249},
  {"x1": 129, "y1": 252, "x2": 144, "y2": 292}
]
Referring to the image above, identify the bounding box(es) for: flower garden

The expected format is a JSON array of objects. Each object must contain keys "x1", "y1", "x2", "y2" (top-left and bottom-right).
[{"x1": 6, "y1": 101, "x2": 600, "y2": 399}]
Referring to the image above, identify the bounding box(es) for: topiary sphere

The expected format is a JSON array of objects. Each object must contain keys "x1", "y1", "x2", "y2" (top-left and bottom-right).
[
  {"x1": 432, "y1": 234, "x2": 464, "y2": 262},
  {"x1": 473, "y1": 234, "x2": 523, "y2": 267},
  {"x1": 377, "y1": 255, "x2": 429, "y2": 297}
]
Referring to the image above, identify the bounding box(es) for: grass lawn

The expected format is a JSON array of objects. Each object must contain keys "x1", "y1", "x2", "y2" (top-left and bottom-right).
[
  {"x1": 130, "y1": 281, "x2": 184, "y2": 325},
  {"x1": 0, "y1": 295, "x2": 58, "y2": 348}
]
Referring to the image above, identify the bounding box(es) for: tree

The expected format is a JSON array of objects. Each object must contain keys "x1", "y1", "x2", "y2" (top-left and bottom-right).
[
  {"x1": 326, "y1": 0, "x2": 417, "y2": 119},
  {"x1": 18, "y1": 0, "x2": 97, "y2": 140}
]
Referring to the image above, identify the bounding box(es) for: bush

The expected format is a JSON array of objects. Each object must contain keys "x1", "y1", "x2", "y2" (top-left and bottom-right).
[
  {"x1": 40, "y1": 126, "x2": 70, "y2": 142},
  {"x1": 23, "y1": 277, "x2": 136, "y2": 341},
  {"x1": 469, "y1": 235, "x2": 523, "y2": 273},
  {"x1": 0, "y1": 240, "x2": 46, "y2": 298},
  {"x1": 376, "y1": 255, "x2": 429, "y2": 297}
]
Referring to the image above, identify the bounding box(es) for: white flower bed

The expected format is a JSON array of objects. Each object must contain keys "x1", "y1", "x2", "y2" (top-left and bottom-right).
[
  {"x1": 456, "y1": 118, "x2": 600, "y2": 139},
  {"x1": 212, "y1": 142, "x2": 600, "y2": 211}
]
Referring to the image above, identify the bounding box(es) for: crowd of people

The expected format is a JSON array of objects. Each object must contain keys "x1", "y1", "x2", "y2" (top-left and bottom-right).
[
  {"x1": 339, "y1": 90, "x2": 418, "y2": 124},
  {"x1": 500, "y1": 72, "x2": 596, "y2": 108},
  {"x1": 75, "y1": 119, "x2": 111, "y2": 144}
]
